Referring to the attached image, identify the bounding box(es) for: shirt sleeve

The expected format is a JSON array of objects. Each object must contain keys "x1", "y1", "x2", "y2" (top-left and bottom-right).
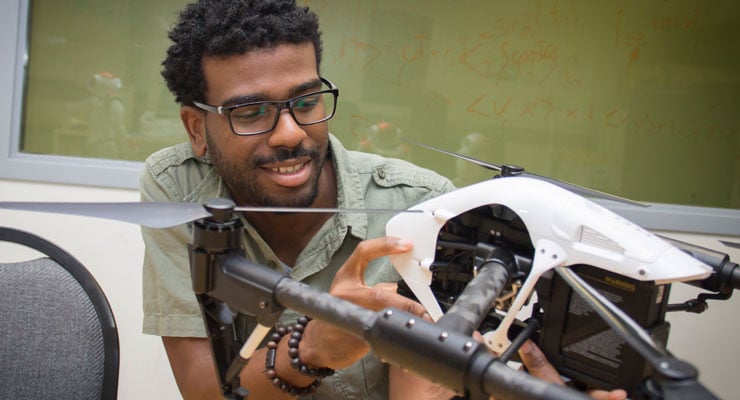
[{"x1": 139, "y1": 154, "x2": 207, "y2": 338}]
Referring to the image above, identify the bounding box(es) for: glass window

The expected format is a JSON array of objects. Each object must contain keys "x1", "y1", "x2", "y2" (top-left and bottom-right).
[
  {"x1": 20, "y1": 0, "x2": 187, "y2": 162},
  {"x1": 2, "y1": 0, "x2": 737, "y2": 234}
]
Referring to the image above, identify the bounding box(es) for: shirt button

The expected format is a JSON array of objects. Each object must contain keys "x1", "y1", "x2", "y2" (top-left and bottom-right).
[{"x1": 376, "y1": 165, "x2": 386, "y2": 179}]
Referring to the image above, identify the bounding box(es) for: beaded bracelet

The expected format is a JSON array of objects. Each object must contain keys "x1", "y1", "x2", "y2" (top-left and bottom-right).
[
  {"x1": 288, "y1": 316, "x2": 336, "y2": 379},
  {"x1": 263, "y1": 316, "x2": 334, "y2": 396}
]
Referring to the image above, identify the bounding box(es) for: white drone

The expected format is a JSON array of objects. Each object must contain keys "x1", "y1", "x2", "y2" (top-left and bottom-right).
[{"x1": 386, "y1": 175, "x2": 712, "y2": 352}]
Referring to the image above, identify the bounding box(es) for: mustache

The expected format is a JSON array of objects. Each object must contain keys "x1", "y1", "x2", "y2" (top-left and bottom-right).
[{"x1": 253, "y1": 146, "x2": 319, "y2": 166}]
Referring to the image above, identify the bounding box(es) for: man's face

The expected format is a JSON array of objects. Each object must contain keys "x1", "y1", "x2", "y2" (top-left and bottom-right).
[{"x1": 198, "y1": 43, "x2": 330, "y2": 207}]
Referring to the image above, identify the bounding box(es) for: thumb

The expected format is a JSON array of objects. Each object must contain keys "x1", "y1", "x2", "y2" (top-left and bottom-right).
[{"x1": 517, "y1": 340, "x2": 564, "y2": 385}]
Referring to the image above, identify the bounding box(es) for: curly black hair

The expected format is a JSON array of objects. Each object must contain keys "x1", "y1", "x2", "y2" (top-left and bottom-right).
[{"x1": 162, "y1": 0, "x2": 323, "y2": 106}]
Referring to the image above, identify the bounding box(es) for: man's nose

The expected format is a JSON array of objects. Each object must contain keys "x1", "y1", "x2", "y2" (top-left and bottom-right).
[{"x1": 267, "y1": 109, "x2": 308, "y2": 148}]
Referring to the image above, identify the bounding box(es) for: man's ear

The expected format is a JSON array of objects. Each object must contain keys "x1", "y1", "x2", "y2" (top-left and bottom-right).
[{"x1": 181, "y1": 106, "x2": 207, "y2": 156}]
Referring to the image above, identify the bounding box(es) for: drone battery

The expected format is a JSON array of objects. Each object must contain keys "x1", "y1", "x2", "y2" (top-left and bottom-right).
[{"x1": 535, "y1": 264, "x2": 671, "y2": 394}]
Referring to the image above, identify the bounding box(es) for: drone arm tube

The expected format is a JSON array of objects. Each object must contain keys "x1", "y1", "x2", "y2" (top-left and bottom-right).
[
  {"x1": 436, "y1": 245, "x2": 514, "y2": 335},
  {"x1": 480, "y1": 359, "x2": 589, "y2": 400},
  {"x1": 271, "y1": 275, "x2": 589, "y2": 400}
]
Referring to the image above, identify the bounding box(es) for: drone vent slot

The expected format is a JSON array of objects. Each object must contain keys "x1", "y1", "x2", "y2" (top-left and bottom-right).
[{"x1": 580, "y1": 227, "x2": 624, "y2": 255}]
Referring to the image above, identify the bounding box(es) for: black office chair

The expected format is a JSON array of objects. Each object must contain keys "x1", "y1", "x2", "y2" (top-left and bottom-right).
[{"x1": 0, "y1": 227, "x2": 119, "y2": 400}]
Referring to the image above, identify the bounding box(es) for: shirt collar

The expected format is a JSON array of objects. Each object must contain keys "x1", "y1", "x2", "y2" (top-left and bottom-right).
[{"x1": 328, "y1": 134, "x2": 368, "y2": 240}]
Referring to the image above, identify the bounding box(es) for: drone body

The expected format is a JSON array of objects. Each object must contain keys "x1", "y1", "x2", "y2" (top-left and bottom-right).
[{"x1": 385, "y1": 176, "x2": 712, "y2": 351}]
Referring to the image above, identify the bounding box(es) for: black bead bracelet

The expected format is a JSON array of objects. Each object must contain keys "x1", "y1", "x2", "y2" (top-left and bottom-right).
[
  {"x1": 288, "y1": 316, "x2": 336, "y2": 378},
  {"x1": 263, "y1": 316, "x2": 334, "y2": 396}
]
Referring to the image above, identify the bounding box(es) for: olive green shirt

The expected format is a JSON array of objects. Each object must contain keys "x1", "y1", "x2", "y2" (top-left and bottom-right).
[{"x1": 140, "y1": 134, "x2": 454, "y2": 399}]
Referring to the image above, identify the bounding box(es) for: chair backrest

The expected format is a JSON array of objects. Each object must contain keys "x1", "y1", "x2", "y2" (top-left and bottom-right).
[{"x1": 0, "y1": 227, "x2": 119, "y2": 400}]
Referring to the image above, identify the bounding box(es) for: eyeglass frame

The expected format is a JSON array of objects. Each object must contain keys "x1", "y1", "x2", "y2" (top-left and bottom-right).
[{"x1": 192, "y1": 77, "x2": 339, "y2": 136}]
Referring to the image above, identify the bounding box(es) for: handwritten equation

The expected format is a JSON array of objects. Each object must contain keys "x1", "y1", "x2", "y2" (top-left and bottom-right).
[
  {"x1": 323, "y1": 2, "x2": 703, "y2": 83},
  {"x1": 462, "y1": 94, "x2": 736, "y2": 143},
  {"x1": 313, "y1": 0, "x2": 737, "y2": 146}
]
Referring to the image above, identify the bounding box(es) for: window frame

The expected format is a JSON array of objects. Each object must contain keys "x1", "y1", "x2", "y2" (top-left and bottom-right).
[
  {"x1": 0, "y1": 0, "x2": 142, "y2": 190},
  {"x1": 1, "y1": 0, "x2": 737, "y2": 236}
]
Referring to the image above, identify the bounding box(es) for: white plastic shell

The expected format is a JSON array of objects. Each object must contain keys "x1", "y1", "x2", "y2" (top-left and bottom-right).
[{"x1": 386, "y1": 177, "x2": 712, "y2": 350}]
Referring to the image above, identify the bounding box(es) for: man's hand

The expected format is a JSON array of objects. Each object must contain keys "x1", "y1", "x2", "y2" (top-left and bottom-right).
[
  {"x1": 518, "y1": 340, "x2": 628, "y2": 400},
  {"x1": 329, "y1": 237, "x2": 426, "y2": 314},
  {"x1": 299, "y1": 237, "x2": 427, "y2": 370}
]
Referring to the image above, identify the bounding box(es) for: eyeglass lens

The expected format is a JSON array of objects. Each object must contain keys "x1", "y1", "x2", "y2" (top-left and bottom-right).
[{"x1": 230, "y1": 91, "x2": 336, "y2": 135}]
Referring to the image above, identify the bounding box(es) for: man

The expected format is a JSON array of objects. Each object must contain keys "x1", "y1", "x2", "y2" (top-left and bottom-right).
[{"x1": 141, "y1": 1, "x2": 626, "y2": 399}]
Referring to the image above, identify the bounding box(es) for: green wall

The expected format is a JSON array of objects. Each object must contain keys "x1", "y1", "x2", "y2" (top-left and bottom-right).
[{"x1": 21, "y1": 0, "x2": 740, "y2": 208}]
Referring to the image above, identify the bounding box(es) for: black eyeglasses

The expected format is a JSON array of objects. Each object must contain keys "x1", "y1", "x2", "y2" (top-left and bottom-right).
[{"x1": 193, "y1": 77, "x2": 339, "y2": 136}]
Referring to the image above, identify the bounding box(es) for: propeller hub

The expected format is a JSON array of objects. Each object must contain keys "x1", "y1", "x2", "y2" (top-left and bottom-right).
[
  {"x1": 500, "y1": 165, "x2": 525, "y2": 177},
  {"x1": 204, "y1": 198, "x2": 236, "y2": 223}
]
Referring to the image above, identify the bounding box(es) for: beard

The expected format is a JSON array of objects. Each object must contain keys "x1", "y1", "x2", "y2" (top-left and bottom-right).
[{"x1": 205, "y1": 129, "x2": 328, "y2": 208}]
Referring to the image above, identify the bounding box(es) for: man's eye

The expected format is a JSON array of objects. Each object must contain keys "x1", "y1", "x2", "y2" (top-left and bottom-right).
[
  {"x1": 294, "y1": 95, "x2": 320, "y2": 111},
  {"x1": 232, "y1": 104, "x2": 268, "y2": 121}
]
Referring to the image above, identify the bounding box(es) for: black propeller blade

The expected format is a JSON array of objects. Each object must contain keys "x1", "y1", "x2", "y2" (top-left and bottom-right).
[
  {"x1": 0, "y1": 201, "x2": 422, "y2": 228},
  {"x1": 234, "y1": 206, "x2": 423, "y2": 215},
  {"x1": 0, "y1": 201, "x2": 212, "y2": 228},
  {"x1": 720, "y1": 240, "x2": 740, "y2": 250},
  {"x1": 520, "y1": 172, "x2": 648, "y2": 208},
  {"x1": 402, "y1": 138, "x2": 648, "y2": 208}
]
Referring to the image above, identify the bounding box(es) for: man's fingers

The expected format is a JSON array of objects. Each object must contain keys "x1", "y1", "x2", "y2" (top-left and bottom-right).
[
  {"x1": 359, "y1": 283, "x2": 427, "y2": 315},
  {"x1": 334, "y1": 237, "x2": 412, "y2": 282},
  {"x1": 587, "y1": 389, "x2": 628, "y2": 400},
  {"x1": 518, "y1": 340, "x2": 628, "y2": 400},
  {"x1": 327, "y1": 237, "x2": 423, "y2": 313},
  {"x1": 517, "y1": 340, "x2": 564, "y2": 385}
]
